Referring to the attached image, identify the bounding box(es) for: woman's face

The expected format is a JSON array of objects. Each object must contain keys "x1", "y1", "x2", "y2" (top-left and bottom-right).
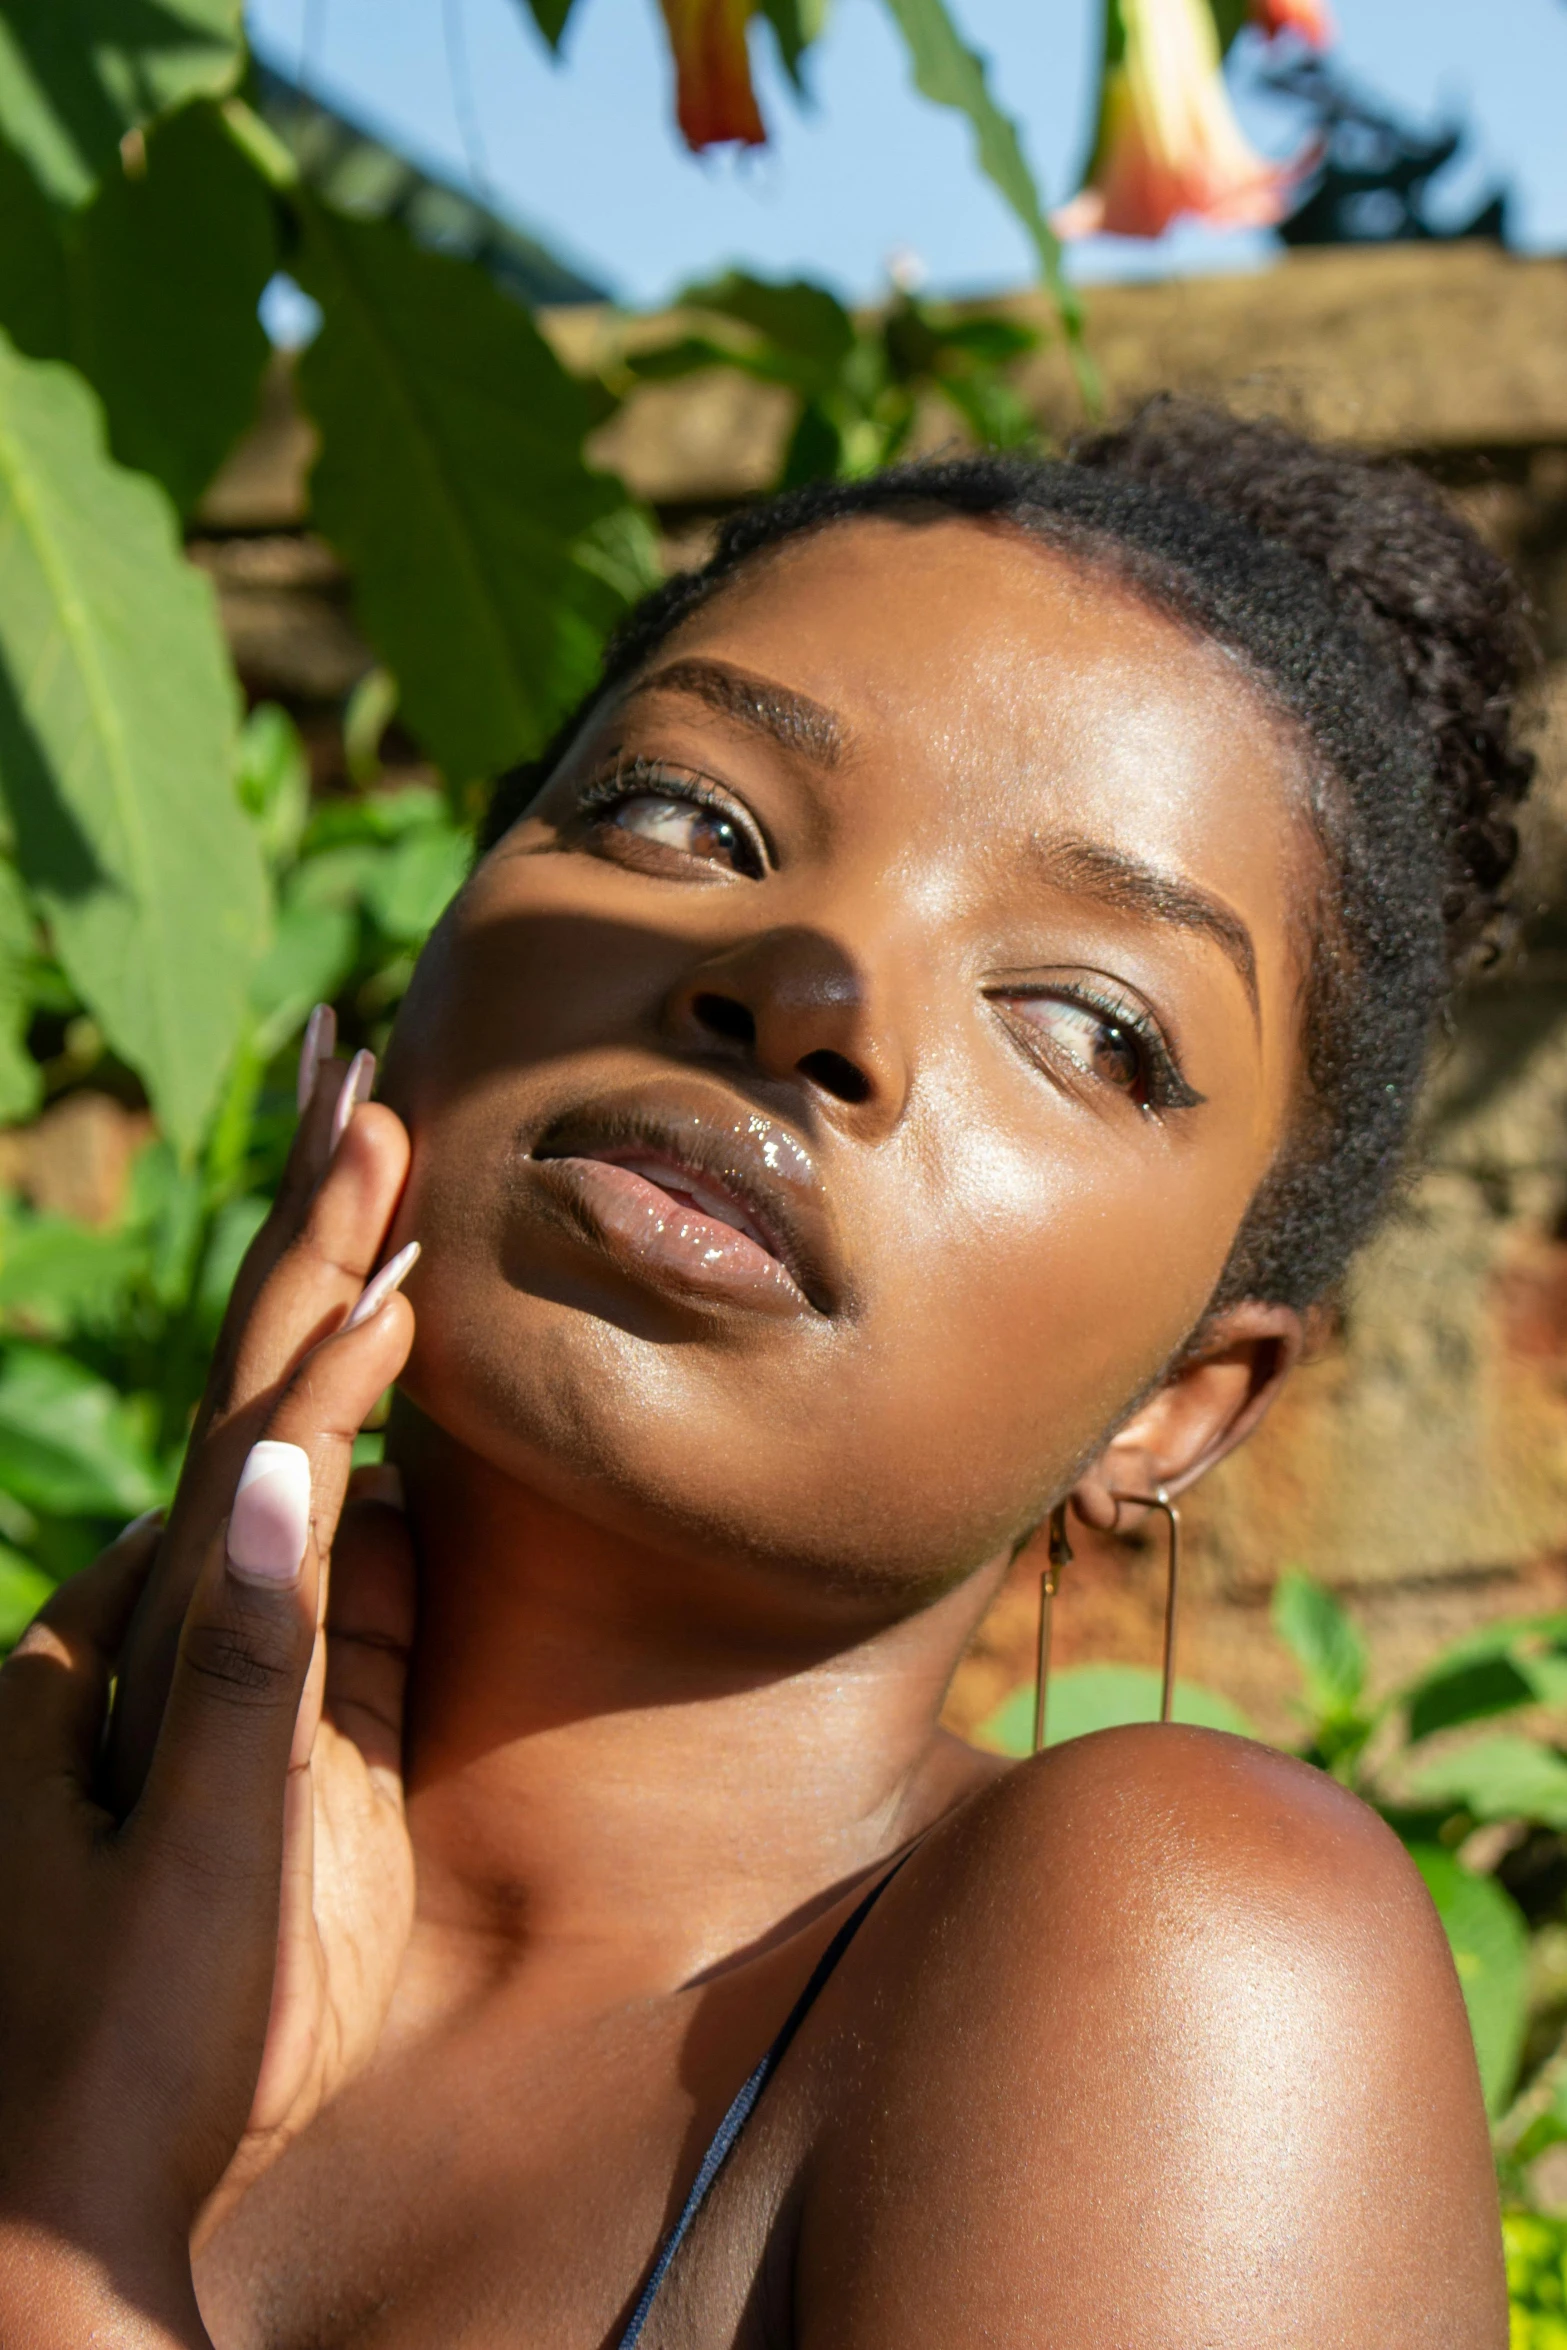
[{"x1": 384, "y1": 518, "x2": 1309, "y2": 1597}]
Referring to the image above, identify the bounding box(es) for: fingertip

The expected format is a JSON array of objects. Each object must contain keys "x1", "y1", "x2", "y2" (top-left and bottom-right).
[
  {"x1": 348, "y1": 1462, "x2": 406, "y2": 1511},
  {"x1": 227, "y1": 1441, "x2": 312, "y2": 1591}
]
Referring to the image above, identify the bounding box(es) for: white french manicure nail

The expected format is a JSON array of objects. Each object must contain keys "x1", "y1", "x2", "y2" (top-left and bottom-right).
[
  {"x1": 118, "y1": 1506, "x2": 164, "y2": 1542},
  {"x1": 330, "y1": 1049, "x2": 376, "y2": 1151},
  {"x1": 344, "y1": 1240, "x2": 420, "y2": 1331},
  {"x1": 227, "y1": 1441, "x2": 312, "y2": 1589},
  {"x1": 296, "y1": 1002, "x2": 337, "y2": 1115}
]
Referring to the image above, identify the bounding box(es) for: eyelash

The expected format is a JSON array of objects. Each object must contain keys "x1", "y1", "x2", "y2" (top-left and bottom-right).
[
  {"x1": 991, "y1": 978, "x2": 1203, "y2": 1116},
  {"x1": 575, "y1": 757, "x2": 768, "y2": 877},
  {"x1": 573, "y1": 762, "x2": 1199, "y2": 1115}
]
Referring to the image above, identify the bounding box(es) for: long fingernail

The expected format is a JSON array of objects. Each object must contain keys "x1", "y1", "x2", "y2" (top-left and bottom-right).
[
  {"x1": 227, "y1": 1441, "x2": 312, "y2": 1589},
  {"x1": 330, "y1": 1049, "x2": 376, "y2": 1151},
  {"x1": 344, "y1": 1240, "x2": 420, "y2": 1331},
  {"x1": 297, "y1": 1002, "x2": 337, "y2": 1114},
  {"x1": 118, "y1": 1506, "x2": 165, "y2": 1541}
]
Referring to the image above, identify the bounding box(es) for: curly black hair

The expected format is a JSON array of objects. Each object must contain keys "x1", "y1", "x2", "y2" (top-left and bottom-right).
[{"x1": 481, "y1": 398, "x2": 1535, "y2": 1316}]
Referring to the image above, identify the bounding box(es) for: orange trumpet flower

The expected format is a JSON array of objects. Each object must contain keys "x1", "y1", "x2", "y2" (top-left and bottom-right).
[
  {"x1": 657, "y1": 0, "x2": 767, "y2": 151},
  {"x1": 1055, "y1": 0, "x2": 1310, "y2": 240},
  {"x1": 1251, "y1": 0, "x2": 1334, "y2": 42}
]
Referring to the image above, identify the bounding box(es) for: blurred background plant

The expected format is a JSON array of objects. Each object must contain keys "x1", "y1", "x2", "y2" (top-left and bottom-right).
[
  {"x1": 0, "y1": 0, "x2": 1555, "y2": 2318},
  {"x1": 977, "y1": 1569, "x2": 1567, "y2": 2265}
]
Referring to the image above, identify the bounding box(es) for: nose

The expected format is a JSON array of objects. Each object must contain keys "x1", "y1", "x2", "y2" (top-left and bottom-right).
[{"x1": 663, "y1": 926, "x2": 909, "y2": 1131}]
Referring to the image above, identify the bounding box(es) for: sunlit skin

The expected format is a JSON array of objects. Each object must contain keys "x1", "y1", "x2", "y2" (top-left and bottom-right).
[{"x1": 0, "y1": 518, "x2": 1503, "y2": 2346}]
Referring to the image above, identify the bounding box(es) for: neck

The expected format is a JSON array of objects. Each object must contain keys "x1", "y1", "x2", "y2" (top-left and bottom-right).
[{"x1": 393, "y1": 1409, "x2": 1003, "y2": 2010}]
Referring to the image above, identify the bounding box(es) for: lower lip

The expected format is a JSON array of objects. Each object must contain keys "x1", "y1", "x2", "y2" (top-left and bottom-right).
[{"x1": 530, "y1": 1155, "x2": 812, "y2": 1316}]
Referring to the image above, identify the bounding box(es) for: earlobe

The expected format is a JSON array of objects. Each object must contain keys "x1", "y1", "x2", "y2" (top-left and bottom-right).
[{"x1": 1067, "y1": 1300, "x2": 1305, "y2": 1533}]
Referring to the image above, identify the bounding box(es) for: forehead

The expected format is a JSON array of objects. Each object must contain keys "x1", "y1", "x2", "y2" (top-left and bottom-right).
[{"x1": 642, "y1": 515, "x2": 1306, "y2": 911}]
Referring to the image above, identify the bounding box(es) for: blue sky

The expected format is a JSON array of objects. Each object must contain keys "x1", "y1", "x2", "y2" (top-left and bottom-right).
[{"x1": 244, "y1": 0, "x2": 1567, "y2": 307}]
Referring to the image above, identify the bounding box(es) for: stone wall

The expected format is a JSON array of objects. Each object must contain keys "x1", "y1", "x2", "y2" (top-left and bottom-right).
[{"x1": 196, "y1": 243, "x2": 1567, "y2": 1740}]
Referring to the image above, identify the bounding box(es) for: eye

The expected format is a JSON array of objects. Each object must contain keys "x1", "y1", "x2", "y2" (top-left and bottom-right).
[
  {"x1": 991, "y1": 982, "x2": 1202, "y2": 1114},
  {"x1": 576, "y1": 760, "x2": 766, "y2": 880}
]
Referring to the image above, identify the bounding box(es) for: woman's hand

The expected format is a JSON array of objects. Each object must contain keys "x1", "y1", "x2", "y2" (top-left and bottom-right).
[{"x1": 0, "y1": 1015, "x2": 420, "y2": 2336}]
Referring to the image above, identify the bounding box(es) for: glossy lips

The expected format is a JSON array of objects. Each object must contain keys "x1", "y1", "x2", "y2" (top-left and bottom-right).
[{"x1": 528, "y1": 1089, "x2": 839, "y2": 1317}]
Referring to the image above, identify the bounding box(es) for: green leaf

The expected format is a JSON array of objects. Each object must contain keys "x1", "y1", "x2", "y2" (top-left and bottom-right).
[
  {"x1": 237, "y1": 702, "x2": 310, "y2": 870},
  {"x1": 0, "y1": 854, "x2": 40, "y2": 1122},
  {"x1": 976, "y1": 1662, "x2": 1257, "y2": 1759},
  {"x1": 0, "y1": 0, "x2": 244, "y2": 208},
  {"x1": 0, "y1": 329, "x2": 268, "y2": 1149},
  {"x1": 683, "y1": 271, "x2": 856, "y2": 378},
  {"x1": 512, "y1": 0, "x2": 579, "y2": 53},
  {"x1": 1410, "y1": 1845, "x2": 1528, "y2": 2114},
  {"x1": 1408, "y1": 1655, "x2": 1539, "y2": 1745},
  {"x1": 1208, "y1": 0, "x2": 1250, "y2": 53},
  {"x1": 0, "y1": 1210, "x2": 144, "y2": 1338},
  {"x1": 360, "y1": 824, "x2": 471, "y2": 945},
  {"x1": 872, "y1": 0, "x2": 1081, "y2": 338},
  {"x1": 1272, "y1": 1569, "x2": 1366, "y2": 1715},
  {"x1": 1405, "y1": 1735, "x2": 1567, "y2": 1832},
  {"x1": 0, "y1": 133, "x2": 69, "y2": 357},
  {"x1": 61, "y1": 99, "x2": 277, "y2": 513},
  {"x1": 294, "y1": 198, "x2": 642, "y2": 785},
  {"x1": 755, "y1": 0, "x2": 828, "y2": 88},
  {"x1": 0, "y1": 1538, "x2": 50, "y2": 1643},
  {"x1": 250, "y1": 896, "x2": 357, "y2": 1045},
  {"x1": 0, "y1": 1341, "x2": 161, "y2": 1516}
]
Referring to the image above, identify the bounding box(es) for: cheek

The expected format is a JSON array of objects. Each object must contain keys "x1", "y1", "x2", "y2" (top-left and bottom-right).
[{"x1": 824, "y1": 1098, "x2": 1256, "y2": 1542}]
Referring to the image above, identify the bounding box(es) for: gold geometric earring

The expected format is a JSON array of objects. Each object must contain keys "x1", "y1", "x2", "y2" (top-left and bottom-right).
[{"x1": 1031, "y1": 1486, "x2": 1183, "y2": 1755}]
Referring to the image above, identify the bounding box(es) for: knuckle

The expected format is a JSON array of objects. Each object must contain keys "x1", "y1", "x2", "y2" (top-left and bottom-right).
[{"x1": 180, "y1": 1611, "x2": 304, "y2": 1709}]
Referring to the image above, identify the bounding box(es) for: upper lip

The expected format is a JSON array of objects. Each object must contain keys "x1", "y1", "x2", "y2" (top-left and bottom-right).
[{"x1": 530, "y1": 1081, "x2": 844, "y2": 1314}]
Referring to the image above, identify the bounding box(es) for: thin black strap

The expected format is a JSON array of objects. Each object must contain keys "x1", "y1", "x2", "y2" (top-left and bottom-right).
[{"x1": 615, "y1": 1858, "x2": 909, "y2": 2350}]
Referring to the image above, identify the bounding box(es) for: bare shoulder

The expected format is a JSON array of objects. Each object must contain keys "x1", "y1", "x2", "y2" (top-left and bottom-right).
[{"x1": 795, "y1": 1730, "x2": 1506, "y2": 2349}]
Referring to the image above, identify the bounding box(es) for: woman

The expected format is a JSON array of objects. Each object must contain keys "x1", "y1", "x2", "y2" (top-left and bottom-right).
[{"x1": 0, "y1": 402, "x2": 1529, "y2": 2345}]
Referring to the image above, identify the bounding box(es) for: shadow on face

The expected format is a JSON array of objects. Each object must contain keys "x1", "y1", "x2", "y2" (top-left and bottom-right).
[{"x1": 381, "y1": 516, "x2": 1315, "y2": 1601}]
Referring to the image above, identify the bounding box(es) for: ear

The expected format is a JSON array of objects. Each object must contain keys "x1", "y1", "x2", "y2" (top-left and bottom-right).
[{"x1": 1069, "y1": 1301, "x2": 1305, "y2": 1535}]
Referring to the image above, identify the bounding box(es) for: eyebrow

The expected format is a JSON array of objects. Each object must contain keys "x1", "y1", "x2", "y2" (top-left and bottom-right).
[
  {"x1": 637, "y1": 657, "x2": 847, "y2": 769},
  {"x1": 1031, "y1": 831, "x2": 1259, "y2": 1018}
]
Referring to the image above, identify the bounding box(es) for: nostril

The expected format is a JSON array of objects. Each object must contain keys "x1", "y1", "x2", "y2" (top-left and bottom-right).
[
  {"x1": 797, "y1": 1048, "x2": 872, "y2": 1105},
  {"x1": 692, "y1": 992, "x2": 757, "y2": 1048}
]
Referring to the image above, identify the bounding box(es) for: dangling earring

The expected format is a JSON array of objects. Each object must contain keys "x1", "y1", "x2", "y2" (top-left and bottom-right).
[
  {"x1": 1113, "y1": 1487, "x2": 1183, "y2": 1724},
  {"x1": 1032, "y1": 1501, "x2": 1074, "y2": 1755},
  {"x1": 1030, "y1": 1487, "x2": 1183, "y2": 1753}
]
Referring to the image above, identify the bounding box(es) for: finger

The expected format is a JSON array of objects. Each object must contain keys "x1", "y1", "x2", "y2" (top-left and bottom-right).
[
  {"x1": 325, "y1": 1467, "x2": 416, "y2": 1781},
  {"x1": 0, "y1": 1514, "x2": 163, "y2": 1786},
  {"x1": 131, "y1": 1444, "x2": 320, "y2": 1893},
  {"x1": 104, "y1": 1105, "x2": 410, "y2": 1812},
  {"x1": 258, "y1": 1283, "x2": 417, "y2": 1599},
  {"x1": 203, "y1": 1084, "x2": 406, "y2": 1440}
]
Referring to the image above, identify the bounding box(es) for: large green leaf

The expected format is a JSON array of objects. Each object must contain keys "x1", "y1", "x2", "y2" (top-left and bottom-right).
[
  {"x1": 0, "y1": 855, "x2": 39, "y2": 1122},
  {"x1": 0, "y1": 102, "x2": 276, "y2": 512},
  {"x1": 294, "y1": 199, "x2": 650, "y2": 785},
  {"x1": 1405, "y1": 1735, "x2": 1567, "y2": 1833},
  {"x1": 0, "y1": 1342, "x2": 161, "y2": 1517},
  {"x1": 1272, "y1": 1568, "x2": 1366, "y2": 1716},
  {"x1": 0, "y1": 133, "x2": 68, "y2": 355},
  {"x1": 873, "y1": 0, "x2": 1082, "y2": 341},
  {"x1": 977, "y1": 1663, "x2": 1257, "y2": 1758},
  {"x1": 0, "y1": 329, "x2": 267, "y2": 1148},
  {"x1": 63, "y1": 101, "x2": 277, "y2": 512},
  {"x1": 1408, "y1": 1654, "x2": 1541, "y2": 1745},
  {"x1": 0, "y1": 0, "x2": 244, "y2": 208},
  {"x1": 1411, "y1": 1846, "x2": 1528, "y2": 2115}
]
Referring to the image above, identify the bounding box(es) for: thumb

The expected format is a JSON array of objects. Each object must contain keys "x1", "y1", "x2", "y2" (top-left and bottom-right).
[{"x1": 131, "y1": 1439, "x2": 319, "y2": 1938}]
